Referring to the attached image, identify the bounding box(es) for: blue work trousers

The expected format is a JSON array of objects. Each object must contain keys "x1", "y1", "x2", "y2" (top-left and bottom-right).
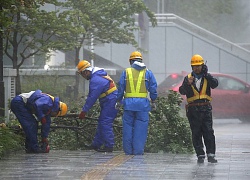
[
  {"x1": 92, "y1": 98, "x2": 117, "y2": 148},
  {"x1": 122, "y1": 110, "x2": 149, "y2": 155},
  {"x1": 11, "y1": 96, "x2": 40, "y2": 151}
]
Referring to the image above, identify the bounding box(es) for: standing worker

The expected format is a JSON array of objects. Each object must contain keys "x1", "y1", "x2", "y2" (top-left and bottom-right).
[
  {"x1": 117, "y1": 51, "x2": 157, "y2": 155},
  {"x1": 179, "y1": 54, "x2": 218, "y2": 163},
  {"x1": 11, "y1": 89, "x2": 68, "y2": 153},
  {"x1": 77, "y1": 60, "x2": 118, "y2": 152}
]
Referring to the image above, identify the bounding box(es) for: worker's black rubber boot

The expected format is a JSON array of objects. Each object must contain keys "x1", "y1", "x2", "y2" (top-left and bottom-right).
[
  {"x1": 85, "y1": 144, "x2": 99, "y2": 151},
  {"x1": 197, "y1": 157, "x2": 205, "y2": 163},
  {"x1": 208, "y1": 157, "x2": 218, "y2": 163},
  {"x1": 97, "y1": 147, "x2": 113, "y2": 153}
]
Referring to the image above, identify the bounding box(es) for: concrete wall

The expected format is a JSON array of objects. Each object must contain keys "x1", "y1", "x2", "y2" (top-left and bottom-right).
[
  {"x1": 91, "y1": 15, "x2": 250, "y2": 85},
  {"x1": 3, "y1": 69, "x2": 16, "y2": 121}
]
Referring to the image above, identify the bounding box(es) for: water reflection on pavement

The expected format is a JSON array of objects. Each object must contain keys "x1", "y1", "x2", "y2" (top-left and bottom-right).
[{"x1": 0, "y1": 119, "x2": 250, "y2": 180}]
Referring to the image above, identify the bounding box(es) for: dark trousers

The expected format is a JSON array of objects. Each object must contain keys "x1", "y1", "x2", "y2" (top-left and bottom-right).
[{"x1": 187, "y1": 106, "x2": 216, "y2": 157}]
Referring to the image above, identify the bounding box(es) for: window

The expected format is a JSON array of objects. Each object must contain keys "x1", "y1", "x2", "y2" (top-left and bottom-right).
[
  {"x1": 158, "y1": 74, "x2": 183, "y2": 89},
  {"x1": 217, "y1": 76, "x2": 245, "y2": 91}
]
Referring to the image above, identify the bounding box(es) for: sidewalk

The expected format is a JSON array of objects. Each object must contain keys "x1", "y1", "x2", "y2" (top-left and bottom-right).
[{"x1": 0, "y1": 119, "x2": 250, "y2": 180}]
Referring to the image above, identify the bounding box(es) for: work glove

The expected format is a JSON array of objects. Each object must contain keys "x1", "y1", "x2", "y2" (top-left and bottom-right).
[
  {"x1": 202, "y1": 64, "x2": 208, "y2": 77},
  {"x1": 151, "y1": 101, "x2": 157, "y2": 111},
  {"x1": 0, "y1": 123, "x2": 6, "y2": 128},
  {"x1": 40, "y1": 138, "x2": 50, "y2": 153},
  {"x1": 79, "y1": 111, "x2": 86, "y2": 119},
  {"x1": 41, "y1": 117, "x2": 46, "y2": 124}
]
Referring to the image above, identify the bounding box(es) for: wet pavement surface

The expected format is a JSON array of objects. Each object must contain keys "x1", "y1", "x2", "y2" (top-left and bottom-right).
[{"x1": 1, "y1": 119, "x2": 250, "y2": 180}]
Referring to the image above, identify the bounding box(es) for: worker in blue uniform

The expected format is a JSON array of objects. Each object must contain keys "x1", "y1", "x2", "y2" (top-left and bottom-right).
[
  {"x1": 77, "y1": 60, "x2": 118, "y2": 152},
  {"x1": 117, "y1": 51, "x2": 158, "y2": 155},
  {"x1": 11, "y1": 89, "x2": 68, "y2": 153}
]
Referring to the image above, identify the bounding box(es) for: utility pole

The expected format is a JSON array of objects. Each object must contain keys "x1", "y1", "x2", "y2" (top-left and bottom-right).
[
  {"x1": 0, "y1": 3, "x2": 5, "y2": 118},
  {"x1": 90, "y1": 33, "x2": 94, "y2": 67}
]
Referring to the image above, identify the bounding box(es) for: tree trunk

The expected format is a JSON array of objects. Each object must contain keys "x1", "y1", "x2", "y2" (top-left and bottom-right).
[
  {"x1": 0, "y1": 3, "x2": 5, "y2": 117},
  {"x1": 74, "y1": 47, "x2": 80, "y2": 99},
  {"x1": 12, "y1": 53, "x2": 21, "y2": 95}
]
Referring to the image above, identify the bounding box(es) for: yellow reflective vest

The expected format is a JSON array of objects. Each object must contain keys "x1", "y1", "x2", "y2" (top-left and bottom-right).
[
  {"x1": 124, "y1": 68, "x2": 148, "y2": 98},
  {"x1": 187, "y1": 73, "x2": 212, "y2": 103}
]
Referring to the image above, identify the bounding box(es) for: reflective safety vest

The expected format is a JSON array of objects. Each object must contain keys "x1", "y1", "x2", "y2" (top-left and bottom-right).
[
  {"x1": 45, "y1": 93, "x2": 55, "y2": 101},
  {"x1": 19, "y1": 91, "x2": 55, "y2": 104},
  {"x1": 23, "y1": 92, "x2": 56, "y2": 115},
  {"x1": 43, "y1": 93, "x2": 57, "y2": 115},
  {"x1": 99, "y1": 75, "x2": 117, "y2": 98},
  {"x1": 187, "y1": 73, "x2": 212, "y2": 103},
  {"x1": 124, "y1": 68, "x2": 147, "y2": 98}
]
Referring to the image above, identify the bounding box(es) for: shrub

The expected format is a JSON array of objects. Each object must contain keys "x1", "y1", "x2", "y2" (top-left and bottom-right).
[
  {"x1": 4, "y1": 76, "x2": 193, "y2": 155},
  {"x1": 48, "y1": 102, "x2": 123, "y2": 151},
  {"x1": 146, "y1": 90, "x2": 194, "y2": 153},
  {"x1": 0, "y1": 125, "x2": 24, "y2": 159}
]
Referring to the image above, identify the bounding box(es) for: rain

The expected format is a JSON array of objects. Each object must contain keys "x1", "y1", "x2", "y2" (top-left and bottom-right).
[{"x1": 1, "y1": 1, "x2": 250, "y2": 179}]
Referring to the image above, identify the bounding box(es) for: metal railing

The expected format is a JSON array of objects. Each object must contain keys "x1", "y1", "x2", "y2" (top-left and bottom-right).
[{"x1": 154, "y1": 13, "x2": 250, "y2": 63}]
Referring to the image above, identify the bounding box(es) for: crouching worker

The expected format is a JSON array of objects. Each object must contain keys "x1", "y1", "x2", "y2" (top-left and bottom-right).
[{"x1": 10, "y1": 89, "x2": 68, "y2": 153}]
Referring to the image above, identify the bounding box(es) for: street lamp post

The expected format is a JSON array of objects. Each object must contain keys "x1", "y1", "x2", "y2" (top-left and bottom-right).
[
  {"x1": 0, "y1": 3, "x2": 5, "y2": 118},
  {"x1": 90, "y1": 33, "x2": 94, "y2": 67}
]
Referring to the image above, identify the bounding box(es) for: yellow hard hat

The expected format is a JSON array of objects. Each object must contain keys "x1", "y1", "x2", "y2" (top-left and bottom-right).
[
  {"x1": 57, "y1": 102, "x2": 68, "y2": 117},
  {"x1": 191, "y1": 54, "x2": 204, "y2": 66},
  {"x1": 77, "y1": 60, "x2": 91, "y2": 73},
  {"x1": 129, "y1": 51, "x2": 143, "y2": 61}
]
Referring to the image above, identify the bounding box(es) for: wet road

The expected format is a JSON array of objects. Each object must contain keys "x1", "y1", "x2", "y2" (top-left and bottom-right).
[{"x1": 0, "y1": 119, "x2": 250, "y2": 180}]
